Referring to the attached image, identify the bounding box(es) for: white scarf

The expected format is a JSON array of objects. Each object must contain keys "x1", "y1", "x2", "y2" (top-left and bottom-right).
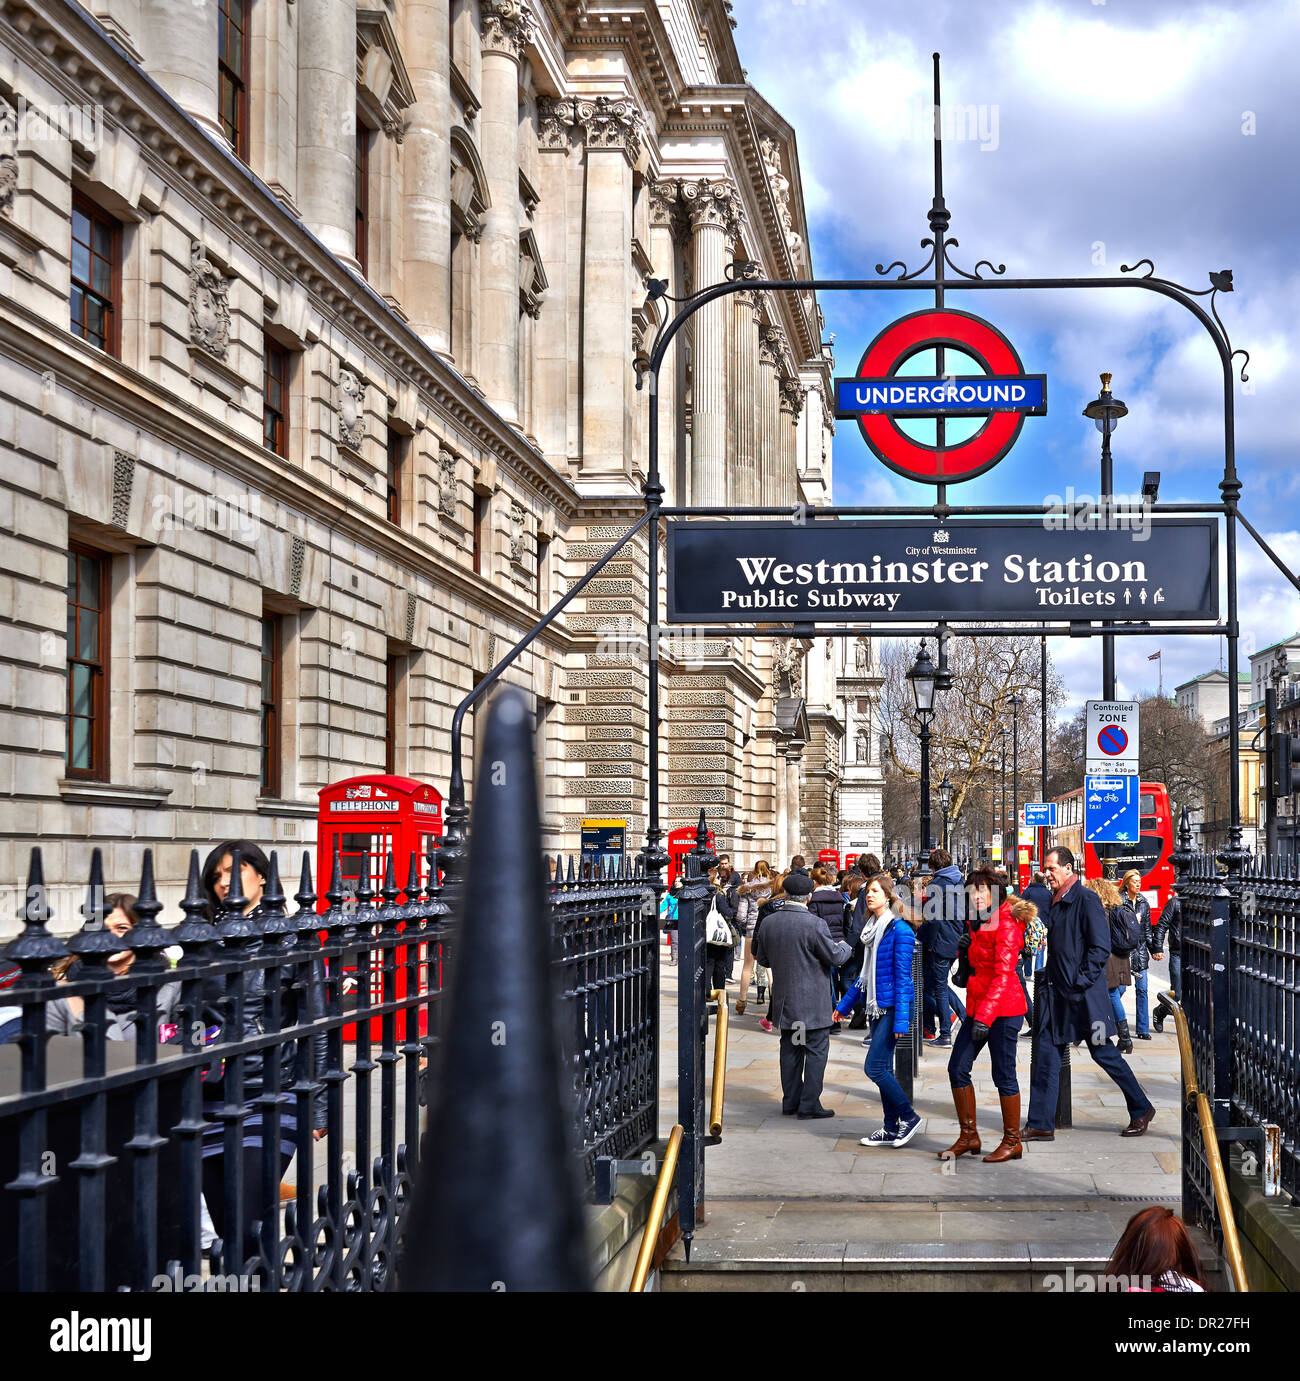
[{"x1": 857, "y1": 906, "x2": 893, "y2": 1018}]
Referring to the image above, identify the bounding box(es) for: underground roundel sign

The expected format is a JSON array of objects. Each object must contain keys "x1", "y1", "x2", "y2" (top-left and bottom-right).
[{"x1": 833, "y1": 308, "x2": 1047, "y2": 484}]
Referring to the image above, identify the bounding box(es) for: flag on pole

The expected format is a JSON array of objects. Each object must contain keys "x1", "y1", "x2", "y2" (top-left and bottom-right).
[
  {"x1": 1147, "y1": 651, "x2": 1161, "y2": 661},
  {"x1": 1149, "y1": 649, "x2": 1162, "y2": 696}
]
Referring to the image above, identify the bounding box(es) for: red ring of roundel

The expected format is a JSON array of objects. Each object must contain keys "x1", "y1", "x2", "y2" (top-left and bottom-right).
[{"x1": 855, "y1": 308, "x2": 1028, "y2": 482}]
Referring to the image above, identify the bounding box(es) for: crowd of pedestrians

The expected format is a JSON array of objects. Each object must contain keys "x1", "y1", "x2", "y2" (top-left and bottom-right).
[{"x1": 665, "y1": 841, "x2": 1178, "y2": 1158}]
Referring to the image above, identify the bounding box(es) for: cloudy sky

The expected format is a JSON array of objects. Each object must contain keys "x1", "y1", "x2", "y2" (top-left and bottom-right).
[{"x1": 735, "y1": 0, "x2": 1300, "y2": 710}]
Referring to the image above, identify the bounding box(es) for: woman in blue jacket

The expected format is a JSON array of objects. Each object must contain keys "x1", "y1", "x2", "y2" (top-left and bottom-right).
[{"x1": 832, "y1": 873, "x2": 922, "y2": 1147}]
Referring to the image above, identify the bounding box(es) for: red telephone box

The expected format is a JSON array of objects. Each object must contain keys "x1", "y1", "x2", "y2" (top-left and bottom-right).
[
  {"x1": 666, "y1": 824, "x2": 715, "y2": 890},
  {"x1": 316, "y1": 775, "x2": 443, "y2": 1042},
  {"x1": 844, "y1": 853, "x2": 859, "y2": 871},
  {"x1": 818, "y1": 849, "x2": 841, "y2": 871}
]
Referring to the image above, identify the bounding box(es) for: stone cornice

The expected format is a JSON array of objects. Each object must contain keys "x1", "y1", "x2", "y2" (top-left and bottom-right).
[
  {"x1": 479, "y1": 0, "x2": 536, "y2": 59},
  {"x1": 0, "y1": 0, "x2": 581, "y2": 515}
]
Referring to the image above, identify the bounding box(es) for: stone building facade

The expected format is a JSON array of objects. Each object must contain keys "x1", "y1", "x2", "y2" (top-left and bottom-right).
[
  {"x1": 0, "y1": 0, "x2": 837, "y2": 914},
  {"x1": 832, "y1": 636, "x2": 885, "y2": 863}
]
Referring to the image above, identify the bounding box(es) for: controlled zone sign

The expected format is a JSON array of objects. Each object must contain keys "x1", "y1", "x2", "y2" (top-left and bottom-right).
[
  {"x1": 1084, "y1": 775, "x2": 1140, "y2": 844},
  {"x1": 665, "y1": 520, "x2": 1218, "y2": 624},
  {"x1": 1023, "y1": 802, "x2": 1056, "y2": 827},
  {"x1": 833, "y1": 308, "x2": 1046, "y2": 484},
  {"x1": 1085, "y1": 700, "x2": 1140, "y2": 776}
]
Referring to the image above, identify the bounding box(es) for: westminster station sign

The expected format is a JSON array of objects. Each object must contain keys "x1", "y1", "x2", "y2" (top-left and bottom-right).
[{"x1": 665, "y1": 519, "x2": 1218, "y2": 624}]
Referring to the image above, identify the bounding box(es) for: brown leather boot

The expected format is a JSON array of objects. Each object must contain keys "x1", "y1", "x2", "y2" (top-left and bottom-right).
[
  {"x1": 982, "y1": 1093, "x2": 1023, "y2": 1162},
  {"x1": 937, "y1": 1085, "x2": 981, "y2": 1158}
]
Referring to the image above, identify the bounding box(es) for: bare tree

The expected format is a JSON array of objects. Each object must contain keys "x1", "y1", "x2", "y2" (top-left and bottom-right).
[
  {"x1": 1137, "y1": 694, "x2": 1217, "y2": 821},
  {"x1": 878, "y1": 633, "x2": 1067, "y2": 846}
]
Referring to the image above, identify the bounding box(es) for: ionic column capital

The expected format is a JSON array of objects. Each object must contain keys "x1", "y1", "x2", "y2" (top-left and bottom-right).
[{"x1": 479, "y1": 0, "x2": 534, "y2": 58}]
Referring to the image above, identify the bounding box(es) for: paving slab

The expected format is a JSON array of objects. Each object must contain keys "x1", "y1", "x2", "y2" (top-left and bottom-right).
[{"x1": 658, "y1": 962, "x2": 1185, "y2": 1263}]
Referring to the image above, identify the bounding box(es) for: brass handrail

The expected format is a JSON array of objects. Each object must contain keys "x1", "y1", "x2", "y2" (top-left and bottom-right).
[
  {"x1": 628, "y1": 1123, "x2": 683, "y2": 1293},
  {"x1": 1157, "y1": 991, "x2": 1249, "y2": 1293},
  {"x1": 709, "y1": 987, "x2": 729, "y2": 1137}
]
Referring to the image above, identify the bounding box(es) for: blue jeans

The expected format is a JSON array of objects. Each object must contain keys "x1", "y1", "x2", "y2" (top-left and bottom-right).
[
  {"x1": 924, "y1": 952, "x2": 965, "y2": 1036},
  {"x1": 948, "y1": 1013, "x2": 1023, "y2": 1095},
  {"x1": 864, "y1": 1006, "x2": 916, "y2": 1130},
  {"x1": 1133, "y1": 968, "x2": 1149, "y2": 1036},
  {"x1": 1108, "y1": 986, "x2": 1127, "y2": 1024},
  {"x1": 1027, "y1": 1033, "x2": 1152, "y2": 1131},
  {"x1": 1169, "y1": 952, "x2": 1182, "y2": 1003}
]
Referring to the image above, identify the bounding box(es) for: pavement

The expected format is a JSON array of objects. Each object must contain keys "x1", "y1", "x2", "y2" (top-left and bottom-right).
[{"x1": 658, "y1": 947, "x2": 1186, "y2": 1265}]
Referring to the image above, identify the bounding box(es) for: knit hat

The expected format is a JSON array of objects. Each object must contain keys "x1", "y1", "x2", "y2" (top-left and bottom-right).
[{"x1": 781, "y1": 872, "x2": 815, "y2": 897}]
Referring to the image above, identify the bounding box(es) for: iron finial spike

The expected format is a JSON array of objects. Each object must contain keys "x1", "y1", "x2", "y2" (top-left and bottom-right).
[
  {"x1": 400, "y1": 686, "x2": 590, "y2": 1291},
  {"x1": 566, "y1": 854, "x2": 576, "y2": 885},
  {"x1": 128, "y1": 848, "x2": 173, "y2": 967},
  {"x1": 404, "y1": 851, "x2": 421, "y2": 906},
  {"x1": 295, "y1": 851, "x2": 316, "y2": 913}
]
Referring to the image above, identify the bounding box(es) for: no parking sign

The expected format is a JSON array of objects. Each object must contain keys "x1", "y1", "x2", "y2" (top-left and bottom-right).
[{"x1": 1085, "y1": 699, "x2": 1140, "y2": 776}]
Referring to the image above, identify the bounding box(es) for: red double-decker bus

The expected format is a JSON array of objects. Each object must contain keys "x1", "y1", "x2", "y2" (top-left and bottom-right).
[{"x1": 1050, "y1": 781, "x2": 1176, "y2": 920}]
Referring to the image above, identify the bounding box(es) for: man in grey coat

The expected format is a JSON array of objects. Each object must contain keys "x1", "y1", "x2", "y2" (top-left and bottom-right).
[{"x1": 753, "y1": 872, "x2": 854, "y2": 1119}]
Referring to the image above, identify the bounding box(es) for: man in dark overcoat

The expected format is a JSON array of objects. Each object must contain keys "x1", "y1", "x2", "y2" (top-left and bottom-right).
[
  {"x1": 753, "y1": 872, "x2": 854, "y2": 1119},
  {"x1": 1024, "y1": 847, "x2": 1156, "y2": 1139}
]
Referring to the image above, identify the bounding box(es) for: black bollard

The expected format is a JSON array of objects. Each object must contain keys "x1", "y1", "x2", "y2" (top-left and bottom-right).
[{"x1": 400, "y1": 686, "x2": 590, "y2": 1291}]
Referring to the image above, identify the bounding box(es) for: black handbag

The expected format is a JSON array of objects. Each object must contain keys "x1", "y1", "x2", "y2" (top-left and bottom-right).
[{"x1": 952, "y1": 930, "x2": 973, "y2": 988}]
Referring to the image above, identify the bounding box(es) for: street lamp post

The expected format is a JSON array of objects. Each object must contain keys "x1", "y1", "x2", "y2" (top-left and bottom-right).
[
  {"x1": 908, "y1": 640, "x2": 939, "y2": 870},
  {"x1": 939, "y1": 774, "x2": 953, "y2": 853},
  {"x1": 999, "y1": 724, "x2": 1008, "y2": 858},
  {"x1": 1082, "y1": 373, "x2": 1128, "y2": 702},
  {"x1": 1009, "y1": 692, "x2": 1023, "y2": 882}
]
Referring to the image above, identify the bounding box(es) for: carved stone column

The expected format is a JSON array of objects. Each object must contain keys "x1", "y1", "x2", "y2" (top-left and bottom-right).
[
  {"x1": 682, "y1": 179, "x2": 744, "y2": 506},
  {"x1": 477, "y1": 0, "x2": 533, "y2": 421},
  {"x1": 298, "y1": 0, "x2": 359, "y2": 265},
  {"x1": 403, "y1": 0, "x2": 453, "y2": 352},
  {"x1": 139, "y1": 0, "x2": 223, "y2": 140},
  {"x1": 574, "y1": 96, "x2": 643, "y2": 477},
  {"x1": 648, "y1": 179, "x2": 683, "y2": 502},
  {"x1": 757, "y1": 321, "x2": 784, "y2": 502},
  {"x1": 786, "y1": 749, "x2": 804, "y2": 858},
  {"x1": 735, "y1": 289, "x2": 760, "y2": 505},
  {"x1": 780, "y1": 375, "x2": 804, "y2": 505}
]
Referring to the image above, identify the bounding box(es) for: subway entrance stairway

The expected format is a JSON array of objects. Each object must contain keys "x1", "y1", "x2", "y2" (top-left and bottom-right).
[{"x1": 654, "y1": 954, "x2": 1226, "y2": 1292}]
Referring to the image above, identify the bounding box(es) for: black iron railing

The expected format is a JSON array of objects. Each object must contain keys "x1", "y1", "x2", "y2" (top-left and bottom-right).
[
  {"x1": 1, "y1": 699, "x2": 659, "y2": 1292},
  {"x1": 1172, "y1": 807, "x2": 1299, "y2": 1234}
]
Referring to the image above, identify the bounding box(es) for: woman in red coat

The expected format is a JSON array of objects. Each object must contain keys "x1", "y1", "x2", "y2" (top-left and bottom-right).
[{"x1": 938, "y1": 868, "x2": 1038, "y2": 1164}]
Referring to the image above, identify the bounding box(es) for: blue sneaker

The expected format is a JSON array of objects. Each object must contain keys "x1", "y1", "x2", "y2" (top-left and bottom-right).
[
  {"x1": 892, "y1": 1112, "x2": 924, "y2": 1147},
  {"x1": 859, "y1": 1126, "x2": 898, "y2": 1147}
]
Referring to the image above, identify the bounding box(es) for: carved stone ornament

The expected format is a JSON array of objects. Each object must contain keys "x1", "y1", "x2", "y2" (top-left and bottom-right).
[
  {"x1": 779, "y1": 376, "x2": 804, "y2": 418},
  {"x1": 855, "y1": 638, "x2": 869, "y2": 671},
  {"x1": 574, "y1": 96, "x2": 644, "y2": 161},
  {"x1": 772, "y1": 636, "x2": 806, "y2": 693},
  {"x1": 758, "y1": 320, "x2": 786, "y2": 369},
  {"x1": 0, "y1": 98, "x2": 17, "y2": 215},
  {"x1": 680, "y1": 178, "x2": 745, "y2": 237},
  {"x1": 479, "y1": 0, "x2": 535, "y2": 58},
  {"x1": 188, "y1": 242, "x2": 232, "y2": 360},
  {"x1": 760, "y1": 134, "x2": 804, "y2": 263},
  {"x1": 437, "y1": 449, "x2": 458, "y2": 520},
  {"x1": 508, "y1": 499, "x2": 527, "y2": 562},
  {"x1": 647, "y1": 178, "x2": 681, "y2": 229},
  {"x1": 338, "y1": 368, "x2": 365, "y2": 451},
  {"x1": 536, "y1": 97, "x2": 571, "y2": 150}
]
